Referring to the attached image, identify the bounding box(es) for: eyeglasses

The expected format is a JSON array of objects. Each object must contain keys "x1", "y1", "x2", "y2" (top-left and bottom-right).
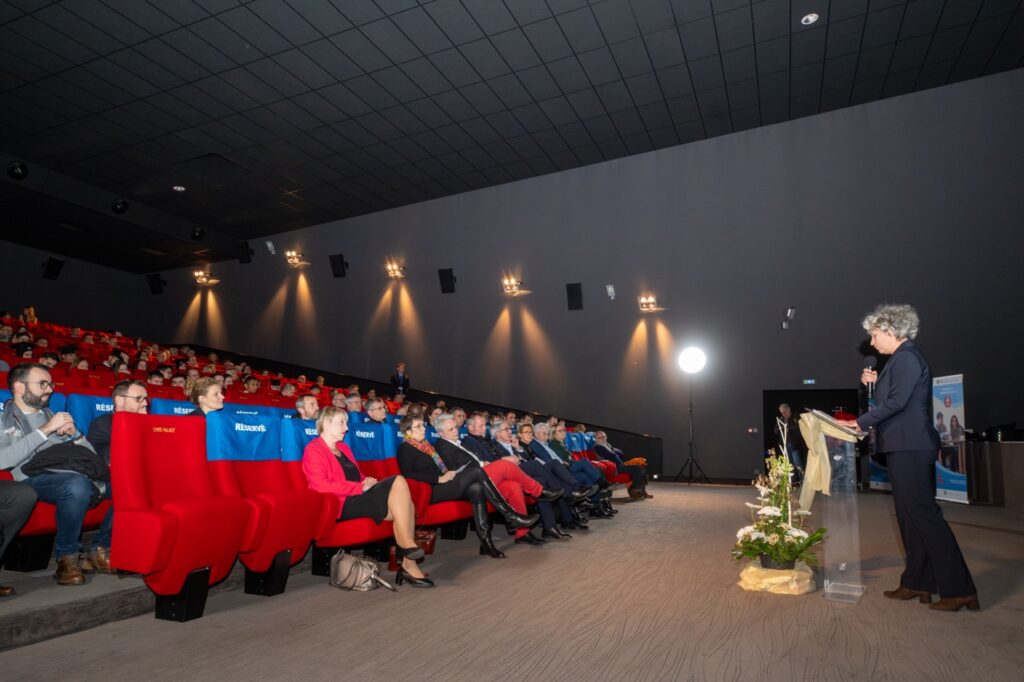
[
  {"x1": 124, "y1": 395, "x2": 149, "y2": 403},
  {"x1": 24, "y1": 380, "x2": 55, "y2": 390},
  {"x1": 411, "y1": 423, "x2": 426, "y2": 430}
]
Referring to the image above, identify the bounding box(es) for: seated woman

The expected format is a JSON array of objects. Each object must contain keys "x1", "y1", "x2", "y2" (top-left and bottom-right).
[
  {"x1": 397, "y1": 414, "x2": 538, "y2": 559},
  {"x1": 187, "y1": 377, "x2": 224, "y2": 417},
  {"x1": 303, "y1": 407, "x2": 432, "y2": 588}
]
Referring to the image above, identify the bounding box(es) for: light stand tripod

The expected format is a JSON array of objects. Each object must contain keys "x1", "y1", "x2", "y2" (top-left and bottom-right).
[{"x1": 674, "y1": 385, "x2": 710, "y2": 485}]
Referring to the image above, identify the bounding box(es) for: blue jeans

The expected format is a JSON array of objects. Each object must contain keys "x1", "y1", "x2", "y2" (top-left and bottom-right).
[{"x1": 26, "y1": 473, "x2": 112, "y2": 557}]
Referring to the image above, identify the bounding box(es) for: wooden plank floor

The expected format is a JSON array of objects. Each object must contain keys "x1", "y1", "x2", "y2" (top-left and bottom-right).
[{"x1": 1, "y1": 484, "x2": 1020, "y2": 681}]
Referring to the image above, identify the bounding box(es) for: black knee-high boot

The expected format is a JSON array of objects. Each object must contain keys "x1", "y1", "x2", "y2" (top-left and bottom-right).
[
  {"x1": 477, "y1": 472, "x2": 539, "y2": 530},
  {"x1": 473, "y1": 499, "x2": 506, "y2": 559}
]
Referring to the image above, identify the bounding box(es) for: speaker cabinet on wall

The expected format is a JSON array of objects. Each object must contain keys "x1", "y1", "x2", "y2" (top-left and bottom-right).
[
  {"x1": 329, "y1": 253, "x2": 349, "y2": 278},
  {"x1": 438, "y1": 268, "x2": 456, "y2": 293},
  {"x1": 42, "y1": 257, "x2": 65, "y2": 281},
  {"x1": 237, "y1": 240, "x2": 253, "y2": 264},
  {"x1": 566, "y1": 282, "x2": 583, "y2": 311},
  {"x1": 146, "y1": 274, "x2": 166, "y2": 295}
]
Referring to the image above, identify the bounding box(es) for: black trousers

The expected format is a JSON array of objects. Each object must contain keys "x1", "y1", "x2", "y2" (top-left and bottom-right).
[
  {"x1": 1, "y1": 480, "x2": 38, "y2": 564},
  {"x1": 429, "y1": 466, "x2": 486, "y2": 504},
  {"x1": 888, "y1": 449, "x2": 976, "y2": 597}
]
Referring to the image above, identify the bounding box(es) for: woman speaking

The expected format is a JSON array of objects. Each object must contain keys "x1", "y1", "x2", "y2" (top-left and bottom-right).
[{"x1": 842, "y1": 304, "x2": 977, "y2": 611}]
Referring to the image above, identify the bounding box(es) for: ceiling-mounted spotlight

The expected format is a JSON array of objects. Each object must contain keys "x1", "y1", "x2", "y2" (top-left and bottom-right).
[
  {"x1": 639, "y1": 295, "x2": 664, "y2": 313},
  {"x1": 385, "y1": 258, "x2": 405, "y2": 279},
  {"x1": 111, "y1": 198, "x2": 129, "y2": 214},
  {"x1": 502, "y1": 275, "x2": 523, "y2": 296},
  {"x1": 7, "y1": 160, "x2": 28, "y2": 180},
  {"x1": 285, "y1": 250, "x2": 309, "y2": 268},
  {"x1": 191, "y1": 226, "x2": 205, "y2": 241},
  {"x1": 801, "y1": 13, "x2": 819, "y2": 26},
  {"x1": 193, "y1": 269, "x2": 219, "y2": 287}
]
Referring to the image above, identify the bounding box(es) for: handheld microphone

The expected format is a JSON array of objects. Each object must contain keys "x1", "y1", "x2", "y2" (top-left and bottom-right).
[{"x1": 864, "y1": 355, "x2": 877, "y2": 401}]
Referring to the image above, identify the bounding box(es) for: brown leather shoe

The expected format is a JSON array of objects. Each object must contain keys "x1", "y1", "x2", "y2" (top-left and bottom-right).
[
  {"x1": 930, "y1": 595, "x2": 980, "y2": 612},
  {"x1": 55, "y1": 554, "x2": 86, "y2": 585},
  {"x1": 883, "y1": 586, "x2": 931, "y2": 603},
  {"x1": 81, "y1": 546, "x2": 115, "y2": 574},
  {"x1": 0, "y1": 584, "x2": 15, "y2": 597}
]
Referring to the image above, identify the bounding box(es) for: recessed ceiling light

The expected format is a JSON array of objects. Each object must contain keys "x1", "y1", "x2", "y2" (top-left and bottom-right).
[
  {"x1": 801, "y1": 13, "x2": 819, "y2": 26},
  {"x1": 172, "y1": 185, "x2": 186, "y2": 192}
]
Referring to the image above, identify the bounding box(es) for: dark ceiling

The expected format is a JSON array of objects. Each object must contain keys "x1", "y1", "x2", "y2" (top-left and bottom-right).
[{"x1": 2, "y1": 0, "x2": 1022, "y2": 273}]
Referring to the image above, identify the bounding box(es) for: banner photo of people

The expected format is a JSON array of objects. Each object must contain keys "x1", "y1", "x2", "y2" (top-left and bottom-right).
[{"x1": 933, "y1": 374, "x2": 968, "y2": 504}]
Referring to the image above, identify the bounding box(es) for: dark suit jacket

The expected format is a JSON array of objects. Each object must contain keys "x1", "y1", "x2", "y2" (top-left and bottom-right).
[
  {"x1": 856, "y1": 340, "x2": 941, "y2": 453},
  {"x1": 397, "y1": 441, "x2": 445, "y2": 484},
  {"x1": 434, "y1": 439, "x2": 480, "y2": 471},
  {"x1": 594, "y1": 443, "x2": 625, "y2": 468},
  {"x1": 87, "y1": 412, "x2": 114, "y2": 465},
  {"x1": 389, "y1": 373, "x2": 410, "y2": 394},
  {"x1": 529, "y1": 439, "x2": 560, "y2": 464},
  {"x1": 461, "y1": 433, "x2": 499, "y2": 463}
]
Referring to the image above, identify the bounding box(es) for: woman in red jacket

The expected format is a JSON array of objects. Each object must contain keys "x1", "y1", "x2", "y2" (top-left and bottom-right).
[{"x1": 303, "y1": 406, "x2": 432, "y2": 588}]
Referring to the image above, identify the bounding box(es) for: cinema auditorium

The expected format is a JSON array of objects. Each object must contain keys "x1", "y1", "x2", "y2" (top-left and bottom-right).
[{"x1": 1, "y1": 2, "x2": 1022, "y2": 680}]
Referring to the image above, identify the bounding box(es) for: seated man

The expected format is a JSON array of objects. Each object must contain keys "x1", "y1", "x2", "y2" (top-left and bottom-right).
[
  {"x1": 280, "y1": 383, "x2": 297, "y2": 399},
  {"x1": 83, "y1": 379, "x2": 149, "y2": 572},
  {"x1": 594, "y1": 431, "x2": 651, "y2": 499},
  {"x1": 463, "y1": 413, "x2": 589, "y2": 536},
  {"x1": 532, "y1": 422, "x2": 611, "y2": 518},
  {"x1": 364, "y1": 398, "x2": 389, "y2": 424},
  {"x1": 344, "y1": 392, "x2": 364, "y2": 423},
  {"x1": 0, "y1": 363, "x2": 107, "y2": 585},
  {"x1": 146, "y1": 371, "x2": 164, "y2": 386},
  {"x1": 295, "y1": 395, "x2": 320, "y2": 421}
]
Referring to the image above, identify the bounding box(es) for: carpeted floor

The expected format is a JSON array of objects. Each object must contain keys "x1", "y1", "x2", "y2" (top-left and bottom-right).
[{"x1": 1, "y1": 483, "x2": 1021, "y2": 681}]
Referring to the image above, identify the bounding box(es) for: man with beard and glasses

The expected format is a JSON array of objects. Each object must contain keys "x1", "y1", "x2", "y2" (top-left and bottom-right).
[{"x1": 1, "y1": 363, "x2": 104, "y2": 585}]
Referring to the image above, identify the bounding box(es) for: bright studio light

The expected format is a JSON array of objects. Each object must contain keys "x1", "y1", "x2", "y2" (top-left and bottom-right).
[{"x1": 678, "y1": 346, "x2": 706, "y2": 374}]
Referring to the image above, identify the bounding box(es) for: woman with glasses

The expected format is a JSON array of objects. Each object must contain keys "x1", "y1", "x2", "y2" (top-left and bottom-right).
[
  {"x1": 303, "y1": 407, "x2": 432, "y2": 587},
  {"x1": 397, "y1": 414, "x2": 539, "y2": 558}
]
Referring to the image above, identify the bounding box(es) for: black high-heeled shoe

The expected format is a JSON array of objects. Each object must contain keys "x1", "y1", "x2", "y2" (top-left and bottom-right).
[
  {"x1": 395, "y1": 567, "x2": 434, "y2": 588},
  {"x1": 395, "y1": 545, "x2": 425, "y2": 562}
]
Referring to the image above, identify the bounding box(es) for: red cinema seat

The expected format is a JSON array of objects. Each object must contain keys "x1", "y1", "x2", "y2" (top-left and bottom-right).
[
  {"x1": 109, "y1": 413, "x2": 251, "y2": 621},
  {"x1": 204, "y1": 414, "x2": 324, "y2": 596}
]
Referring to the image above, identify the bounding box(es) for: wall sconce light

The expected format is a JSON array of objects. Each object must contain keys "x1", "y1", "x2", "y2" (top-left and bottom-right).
[
  {"x1": 285, "y1": 250, "x2": 309, "y2": 268},
  {"x1": 385, "y1": 259, "x2": 405, "y2": 279},
  {"x1": 502, "y1": 275, "x2": 523, "y2": 296},
  {"x1": 194, "y1": 270, "x2": 220, "y2": 286},
  {"x1": 781, "y1": 306, "x2": 796, "y2": 330},
  {"x1": 638, "y1": 295, "x2": 663, "y2": 313}
]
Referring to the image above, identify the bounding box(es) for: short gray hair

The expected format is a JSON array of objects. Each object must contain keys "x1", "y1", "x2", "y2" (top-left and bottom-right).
[
  {"x1": 861, "y1": 303, "x2": 920, "y2": 340},
  {"x1": 534, "y1": 422, "x2": 550, "y2": 438}
]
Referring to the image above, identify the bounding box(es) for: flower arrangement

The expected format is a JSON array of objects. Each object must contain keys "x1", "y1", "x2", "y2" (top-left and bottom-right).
[{"x1": 733, "y1": 451, "x2": 826, "y2": 568}]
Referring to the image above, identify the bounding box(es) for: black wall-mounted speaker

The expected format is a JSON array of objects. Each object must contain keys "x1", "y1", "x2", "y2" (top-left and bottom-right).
[
  {"x1": 42, "y1": 257, "x2": 65, "y2": 281},
  {"x1": 438, "y1": 268, "x2": 456, "y2": 294},
  {"x1": 237, "y1": 240, "x2": 253, "y2": 264},
  {"x1": 329, "y1": 253, "x2": 349, "y2": 278},
  {"x1": 146, "y1": 274, "x2": 165, "y2": 295},
  {"x1": 566, "y1": 282, "x2": 583, "y2": 311}
]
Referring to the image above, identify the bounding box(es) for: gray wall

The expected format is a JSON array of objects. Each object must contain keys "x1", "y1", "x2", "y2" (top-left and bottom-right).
[{"x1": 5, "y1": 70, "x2": 1022, "y2": 479}]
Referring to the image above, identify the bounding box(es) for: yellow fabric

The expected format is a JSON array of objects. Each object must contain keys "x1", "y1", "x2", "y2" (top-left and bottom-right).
[
  {"x1": 797, "y1": 413, "x2": 858, "y2": 511},
  {"x1": 738, "y1": 562, "x2": 815, "y2": 595}
]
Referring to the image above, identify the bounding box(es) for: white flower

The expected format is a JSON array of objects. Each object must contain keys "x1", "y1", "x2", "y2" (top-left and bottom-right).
[
  {"x1": 745, "y1": 502, "x2": 761, "y2": 509},
  {"x1": 736, "y1": 525, "x2": 756, "y2": 540},
  {"x1": 757, "y1": 506, "x2": 782, "y2": 517},
  {"x1": 785, "y1": 528, "x2": 809, "y2": 539},
  {"x1": 767, "y1": 534, "x2": 779, "y2": 545},
  {"x1": 755, "y1": 484, "x2": 770, "y2": 496},
  {"x1": 750, "y1": 531, "x2": 767, "y2": 541}
]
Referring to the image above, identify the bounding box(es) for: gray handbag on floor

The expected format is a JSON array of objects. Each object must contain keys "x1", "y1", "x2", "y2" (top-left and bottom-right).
[{"x1": 329, "y1": 550, "x2": 396, "y2": 591}]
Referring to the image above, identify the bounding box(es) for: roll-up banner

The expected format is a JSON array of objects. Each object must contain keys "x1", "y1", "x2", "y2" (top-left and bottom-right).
[{"x1": 933, "y1": 374, "x2": 968, "y2": 504}]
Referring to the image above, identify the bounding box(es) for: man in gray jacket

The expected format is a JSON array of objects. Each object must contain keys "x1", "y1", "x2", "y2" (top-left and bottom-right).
[{"x1": 1, "y1": 363, "x2": 103, "y2": 585}]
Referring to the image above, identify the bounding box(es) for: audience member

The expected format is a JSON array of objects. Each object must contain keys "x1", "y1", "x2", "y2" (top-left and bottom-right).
[
  {"x1": 390, "y1": 361, "x2": 410, "y2": 396},
  {"x1": 303, "y1": 407, "x2": 431, "y2": 587},
  {"x1": 594, "y1": 431, "x2": 651, "y2": 499},
  {"x1": 295, "y1": 395, "x2": 320, "y2": 421},
  {"x1": 0, "y1": 363, "x2": 106, "y2": 585},
  {"x1": 397, "y1": 414, "x2": 538, "y2": 558},
  {"x1": 0, "y1": 480, "x2": 37, "y2": 596},
  {"x1": 188, "y1": 377, "x2": 224, "y2": 416}
]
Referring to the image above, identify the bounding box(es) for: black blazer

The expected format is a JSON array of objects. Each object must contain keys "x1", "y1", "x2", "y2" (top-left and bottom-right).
[
  {"x1": 461, "y1": 433, "x2": 499, "y2": 463},
  {"x1": 856, "y1": 340, "x2": 941, "y2": 453},
  {"x1": 86, "y1": 412, "x2": 114, "y2": 465},
  {"x1": 397, "y1": 441, "x2": 444, "y2": 484},
  {"x1": 389, "y1": 373, "x2": 410, "y2": 394},
  {"x1": 434, "y1": 439, "x2": 480, "y2": 471}
]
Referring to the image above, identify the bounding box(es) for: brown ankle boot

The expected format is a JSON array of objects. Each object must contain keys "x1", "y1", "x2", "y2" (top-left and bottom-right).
[
  {"x1": 81, "y1": 546, "x2": 115, "y2": 574},
  {"x1": 55, "y1": 554, "x2": 86, "y2": 585}
]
